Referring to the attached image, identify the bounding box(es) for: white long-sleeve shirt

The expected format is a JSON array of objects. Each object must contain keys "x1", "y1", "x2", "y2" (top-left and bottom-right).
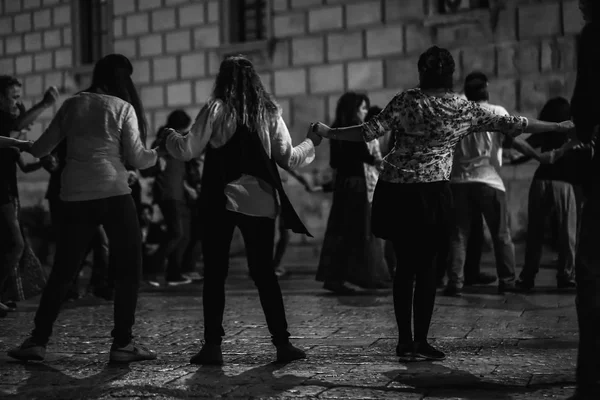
[
  {"x1": 166, "y1": 99, "x2": 315, "y2": 218},
  {"x1": 30, "y1": 92, "x2": 157, "y2": 201}
]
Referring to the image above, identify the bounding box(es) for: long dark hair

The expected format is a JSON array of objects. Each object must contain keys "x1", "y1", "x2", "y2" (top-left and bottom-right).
[
  {"x1": 538, "y1": 97, "x2": 571, "y2": 123},
  {"x1": 85, "y1": 54, "x2": 148, "y2": 145},
  {"x1": 417, "y1": 46, "x2": 455, "y2": 90},
  {"x1": 212, "y1": 55, "x2": 278, "y2": 133},
  {"x1": 332, "y1": 92, "x2": 370, "y2": 128}
]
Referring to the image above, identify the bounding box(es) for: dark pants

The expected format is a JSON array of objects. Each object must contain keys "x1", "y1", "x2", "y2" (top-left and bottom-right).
[
  {"x1": 182, "y1": 202, "x2": 201, "y2": 274},
  {"x1": 574, "y1": 197, "x2": 600, "y2": 396},
  {"x1": 157, "y1": 199, "x2": 189, "y2": 280},
  {"x1": 48, "y1": 198, "x2": 111, "y2": 290},
  {"x1": 448, "y1": 183, "x2": 516, "y2": 289},
  {"x1": 385, "y1": 182, "x2": 452, "y2": 343},
  {"x1": 0, "y1": 201, "x2": 25, "y2": 300},
  {"x1": 273, "y1": 215, "x2": 289, "y2": 269},
  {"x1": 31, "y1": 195, "x2": 142, "y2": 347},
  {"x1": 202, "y1": 210, "x2": 290, "y2": 346},
  {"x1": 438, "y1": 212, "x2": 484, "y2": 283},
  {"x1": 520, "y1": 180, "x2": 577, "y2": 283}
]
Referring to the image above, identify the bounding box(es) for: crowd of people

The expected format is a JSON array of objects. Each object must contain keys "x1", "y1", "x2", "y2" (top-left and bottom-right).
[{"x1": 0, "y1": 1, "x2": 597, "y2": 399}]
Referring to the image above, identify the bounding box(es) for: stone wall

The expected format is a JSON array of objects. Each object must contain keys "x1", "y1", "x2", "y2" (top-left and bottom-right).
[{"x1": 0, "y1": 0, "x2": 586, "y2": 244}]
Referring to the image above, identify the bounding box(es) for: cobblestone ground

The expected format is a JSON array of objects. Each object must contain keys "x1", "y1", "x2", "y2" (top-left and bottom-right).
[{"x1": 0, "y1": 245, "x2": 579, "y2": 399}]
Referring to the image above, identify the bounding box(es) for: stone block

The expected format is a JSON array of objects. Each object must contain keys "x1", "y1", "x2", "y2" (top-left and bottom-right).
[
  {"x1": 132, "y1": 60, "x2": 150, "y2": 84},
  {"x1": 34, "y1": 52, "x2": 52, "y2": 71},
  {"x1": 541, "y1": 37, "x2": 577, "y2": 73},
  {"x1": 488, "y1": 78, "x2": 517, "y2": 112},
  {"x1": 42, "y1": 0, "x2": 59, "y2": 6},
  {"x1": 309, "y1": 64, "x2": 344, "y2": 94},
  {"x1": 519, "y1": 74, "x2": 572, "y2": 112},
  {"x1": 291, "y1": 0, "x2": 322, "y2": 8},
  {"x1": 563, "y1": 0, "x2": 584, "y2": 34},
  {"x1": 271, "y1": 39, "x2": 290, "y2": 68},
  {"x1": 16, "y1": 55, "x2": 33, "y2": 74},
  {"x1": 4, "y1": 0, "x2": 21, "y2": 14},
  {"x1": 14, "y1": 13, "x2": 32, "y2": 33},
  {"x1": 126, "y1": 13, "x2": 149, "y2": 36},
  {"x1": 151, "y1": 9, "x2": 176, "y2": 32},
  {"x1": 194, "y1": 79, "x2": 214, "y2": 103},
  {"x1": 493, "y1": 7, "x2": 518, "y2": 43},
  {"x1": 165, "y1": 0, "x2": 187, "y2": 5},
  {"x1": 54, "y1": 48, "x2": 71, "y2": 68},
  {"x1": 346, "y1": 1, "x2": 381, "y2": 27},
  {"x1": 518, "y1": 2, "x2": 561, "y2": 39},
  {"x1": 113, "y1": 38, "x2": 137, "y2": 58},
  {"x1": 207, "y1": 51, "x2": 220, "y2": 75},
  {"x1": 461, "y1": 46, "x2": 496, "y2": 77},
  {"x1": 308, "y1": 6, "x2": 343, "y2": 32},
  {"x1": 405, "y1": 23, "x2": 432, "y2": 55},
  {"x1": 24, "y1": 32, "x2": 42, "y2": 52},
  {"x1": 114, "y1": 0, "x2": 135, "y2": 16},
  {"x1": 273, "y1": 13, "x2": 306, "y2": 37},
  {"x1": 113, "y1": 17, "x2": 124, "y2": 38},
  {"x1": 293, "y1": 96, "x2": 325, "y2": 126},
  {"x1": 207, "y1": 1, "x2": 219, "y2": 23},
  {"x1": 179, "y1": 3, "x2": 205, "y2": 27},
  {"x1": 435, "y1": 23, "x2": 488, "y2": 47},
  {"x1": 384, "y1": 0, "x2": 423, "y2": 21},
  {"x1": 181, "y1": 53, "x2": 206, "y2": 78},
  {"x1": 347, "y1": 60, "x2": 383, "y2": 90},
  {"x1": 273, "y1": 0, "x2": 288, "y2": 11},
  {"x1": 514, "y1": 41, "x2": 540, "y2": 75},
  {"x1": 138, "y1": 0, "x2": 162, "y2": 11},
  {"x1": 0, "y1": 59, "x2": 15, "y2": 75},
  {"x1": 274, "y1": 68, "x2": 307, "y2": 96},
  {"x1": 43, "y1": 29, "x2": 61, "y2": 48},
  {"x1": 259, "y1": 71, "x2": 272, "y2": 92},
  {"x1": 166, "y1": 30, "x2": 191, "y2": 53},
  {"x1": 193, "y1": 26, "x2": 220, "y2": 49},
  {"x1": 153, "y1": 56, "x2": 178, "y2": 82},
  {"x1": 292, "y1": 36, "x2": 324, "y2": 65},
  {"x1": 44, "y1": 71, "x2": 62, "y2": 89},
  {"x1": 385, "y1": 58, "x2": 418, "y2": 90},
  {"x1": 52, "y1": 5, "x2": 70, "y2": 26},
  {"x1": 327, "y1": 31, "x2": 363, "y2": 61},
  {"x1": 369, "y1": 89, "x2": 398, "y2": 109},
  {"x1": 139, "y1": 34, "x2": 163, "y2": 56},
  {"x1": 23, "y1": 0, "x2": 41, "y2": 9},
  {"x1": 366, "y1": 25, "x2": 403, "y2": 57},
  {"x1": 327, "y1": 93, "x2": 341, "y2": 121},
  {"x1": 24, "y1": 75, "x2": 43, "y2": 96},
  {"x1": 0, "y1": 17, "x2": 12, "y2": 35},
  {"x1": 62, "y1": 27, "x2": 71, "y2": 46},
  {"x1": 6, "y1": 36, "x2": 22, "y2": 54},
  {"x1": 141, "y1": 86, "x2": 165, "y2": 108},
  {"x1": 167, "y1": 82, "x2": 192, "y2": 106}
]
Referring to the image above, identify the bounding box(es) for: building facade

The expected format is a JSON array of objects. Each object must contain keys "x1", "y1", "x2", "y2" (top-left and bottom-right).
[{"x1": 0, "y1": 0, "x2": 585, "y2": 240}]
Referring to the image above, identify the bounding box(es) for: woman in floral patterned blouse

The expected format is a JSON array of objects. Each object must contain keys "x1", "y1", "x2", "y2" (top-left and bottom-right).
[{"x1": 312, "y1": 46, "x2": 575, "y2": 362}]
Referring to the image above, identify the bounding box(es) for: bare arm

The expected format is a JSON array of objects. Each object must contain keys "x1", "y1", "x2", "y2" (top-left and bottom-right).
[
  {"x1": 0, "y1": 136, "x2": 32, "y2": 151},
  {"x1": 511, "y1": 137, "x2": 543, "y2": 161},
  {"x1": 271, "y1": 116, "x2": 317, "y2": 170},
  {"x1": 14, "y1": 87, "x2": 59, "y2": 131},
  {"x1": 17, "y1": 155, "x2": 43, "y2": 173}
]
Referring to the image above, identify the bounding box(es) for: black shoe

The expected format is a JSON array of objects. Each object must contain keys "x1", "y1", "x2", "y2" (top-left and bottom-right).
[
  {"x1": 276, "y1": 343, "x2": 306, "y2": 363},
  {"x1": 414, "y1": 341, "x2": 445, "y2": 361},
  {"x1": 5, "y1": 301, "x2": 17, "y2": 311},
  {"x1": 166, "y1": 275, "x2": 192, "y2": 286},
  {"x1": 515, "y1": 279, "x2": 535, "y2": 292},
  {"x1": 190, "y1": 343, "x2": 223, "y2": 365},
  {"x1": 498, "y1": 282, "x2": 520, "y2": 294},
  {"x1": 323, "y1": 282, "x2": 356, "y2": 295},
  {"x1": 8, "y1": 337, "x2": 47, "y2": 361},
  {"x1": 464, "y1": 272, "x2": 497, "y2": 286},
  {"x1": 443, "y1": 285, "x2": 462, "y2": 297},
  {"x1": 109, "y1": 341, "x2": 157, "y2": 364},
  {"x1": 557, "y1": 279, "x2": 576, "y2": 289},
  {"x1": 64, "y1": 289, "x2": 80, "y2": 302},
  {"x1": 0, "y1": 303, "x2": 8, "y2": 318},
  {"x1": 396, "y1": 342, "x2": 415, "y2": 361}
]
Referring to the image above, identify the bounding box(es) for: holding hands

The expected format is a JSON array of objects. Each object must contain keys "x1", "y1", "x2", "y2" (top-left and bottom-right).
[
  {"x1": 42, "y1": 86, "x2": 60, "y2": 108},
  {"x1": 306, "y1": 123, "x2": 322, "y2": 146}
]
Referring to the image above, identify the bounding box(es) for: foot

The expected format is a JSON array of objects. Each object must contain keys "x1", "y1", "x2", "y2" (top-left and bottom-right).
[
  {"x1": 7, "y1": 338, "x2": 46, "y2": 361},
  {"x1": 443, "y1": 285, "x2": 462, "y2": 297},
  {"x1": 182, "y1": 272, "x2": 203, "y2": 281},
  {"x1": 166, "y1": 275, "x2": 192, "y2": 286},
  {"x1": 396, "y1": 342, "x2": 415, "y2": 362},
  {"x1": 464, "y1": 272, "x2": 497, "y2": 286},
  {"x1": 109, "y1": 341, "x2": 157, "y2": 364},
  {"x1": 413, "y1": 341, "x2": 446, "y2": 361},
  {"x1": 498, "y1": 281, "x2": 520, "y2": 294},
  {"x1": 5, "y1": 301, "x2": 17, "y2": 311},
  {"x1": 0, "y1": 302, "x2": 9, "y2": 318},
  {"x1": 515, "y1": 279, "x2": 535, "y2": 292},
  {"x1": 276, "y1": 343, "x2": 306, "y2": 363},
  {"x1": 557, "y1": 279, "x2": 576, "y2": 289},
  {"x1": 190, "y1": 343, "x2": 223, "y2": 365},
  {"x1": 274, "y1": 266, "x2": 288, "y2": 278},
  {"x1": 323, "y1": 282, "x2": 356, "y2": 295},
  {"x1": 65, "y1": 289, "x2": 80, "y2": 302},
  {"x1": 91, "y1": 286, "x2": 114, "y2": 301}
]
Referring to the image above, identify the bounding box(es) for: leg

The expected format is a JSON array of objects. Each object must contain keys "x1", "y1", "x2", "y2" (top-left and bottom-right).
[
  {"x1": 166, "y1": 201, "x2": 190, "y2": 283},
  {"x1": 236, "y1": 212, "x2": 290, "y2": 345},
  {"x1": 552, "y1": 181, "x2": 577, "y2": 284},
  {"x1": 272, "y1": 215, "x2": 289, "y2": 271},
  {"x1": 157, "y1": 200, "x2": 185, "y2": 281},
  {"x1": 464, "y1": 212, "x2": 484, "y2": 282},
  {"x1": 391, "y1": 239, "x2": 418, "y2": 344},
  {"x1": 447, "y1": 184, "x2": 473, "y2": 290},
  {"x1": 519, "y1": 180, "x2": 548, "y2": 284},
  {"x1": 0, "y1": 202, "x2": 26, "y2": 303},
  {"x1": 89, "y1": 226, "x2": 110, "y2": 289}
]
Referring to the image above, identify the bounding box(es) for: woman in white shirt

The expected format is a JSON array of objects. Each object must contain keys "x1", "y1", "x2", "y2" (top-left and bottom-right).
[
  {"x1": 161, "y1": 55, "x2": 321, "y2": 365},
  {"x1": 8, "y1": 54, "x2": 163, "y2": 364}
]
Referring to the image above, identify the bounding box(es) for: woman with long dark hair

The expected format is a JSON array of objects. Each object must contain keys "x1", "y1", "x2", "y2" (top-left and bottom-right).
[
  {"x1": 161, "y1": 55, "x2": 320, "y2": 365},
  {"x1": 312, "y1": 46, "x2": 575, "y2": 361},
  {"x1": 316, "y1": 92, "x2": 389, "y2": 294},
  {"x1": 8, "y1": 54, "x2": 162, "y2": 363}
]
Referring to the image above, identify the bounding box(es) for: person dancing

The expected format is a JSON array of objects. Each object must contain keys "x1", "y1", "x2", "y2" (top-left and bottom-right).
[
  {"x1": 8, "y1": 54, "x2": 162, "y2": 364},
  {"x1": 311, "y1": 46, "x2": 575, "y2": 362},
  {"x1": 161, "y1": 55, "x2": 320, "y2": 365}
]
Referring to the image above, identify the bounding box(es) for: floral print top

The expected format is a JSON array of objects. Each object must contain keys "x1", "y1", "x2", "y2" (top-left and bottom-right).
[
  {"x1": 362, "y1": 88, "x2": 529, "y2": 184},
  {"x1": 364, "y1": 139, "x2": 382, "y2": 203}
]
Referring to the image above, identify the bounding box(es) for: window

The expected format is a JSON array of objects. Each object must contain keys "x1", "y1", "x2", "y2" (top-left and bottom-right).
[
  {"x1": 437, "y1": 0, "x2": 489, "y2": 14},
  {"x1": 224, "y1": 0, "x2": 270, "y2": 44},
  {"x1": 73, "y1": 0, "x2": 112, "y2": 67}
]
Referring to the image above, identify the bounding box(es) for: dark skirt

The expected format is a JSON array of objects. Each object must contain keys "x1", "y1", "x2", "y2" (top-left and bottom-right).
[{"x1": 316, "y1": 172, "x2": 389, "y2": 288}]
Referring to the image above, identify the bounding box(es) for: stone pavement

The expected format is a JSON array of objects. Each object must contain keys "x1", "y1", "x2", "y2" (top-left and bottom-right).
[{"x1": 0, "y1": 244, "x2": 579, "y2": 399}]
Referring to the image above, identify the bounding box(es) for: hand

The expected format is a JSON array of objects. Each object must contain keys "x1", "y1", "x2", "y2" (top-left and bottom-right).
[
  {"x1": 306, "y1": 123, "x2": 322, "y2": 146},
  {"x1": 538, "y1": 151, "x2": 556, "y2": 164},
  {"x1": 185, "y1": 187, "x2": 198, "y2": 201},
  {"x1": 557, "y1": 120, "x2": 575, "y2": 133},
  {"x1": 158, "y1": 156, "x2": 167, "y2": 171},
  {"x1": 127, "y1": 170, "x2": 139, "y2": 186},
  {"x1": 312, "y1": 122, "x2": 331, "y2": 138},
  {"x1": 42, "y1": 86, "x2": 59, "y2": 107},
  {"x1": 41, "y1": 154, "x2": 59, "y2": 171},
  {"x1": 154, "y1": 146, "x2": 169, "y2": 158},
  {"x1": 17, "y1": 140, "x2": 33, "y2": 153}
]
